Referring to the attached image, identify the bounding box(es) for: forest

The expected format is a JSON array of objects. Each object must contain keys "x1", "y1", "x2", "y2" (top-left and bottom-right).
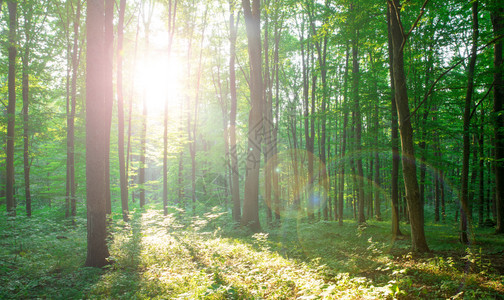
[{"x1": 1, "y1": 0, "x2": 504, "y2": 298}]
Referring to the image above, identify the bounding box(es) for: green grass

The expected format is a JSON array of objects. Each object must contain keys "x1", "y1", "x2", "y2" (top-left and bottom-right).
[{"x1": 1, "y1": 205, "x2": 503, "y2": 299}]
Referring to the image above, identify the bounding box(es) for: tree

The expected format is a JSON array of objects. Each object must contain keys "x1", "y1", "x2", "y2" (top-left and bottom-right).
[
  {"x1": 6, "y1": 0, "x2": 17, "y2": 216},
  {"x1": 229, "y1": 0, "x2": 240, "y2": 223},
  {"x1": 104, "y1": 0, "x2": 114, "y2": 215},
  {"x1": 66, "y1": 0, "x2": 82, "y2": 218},
  {"x1": 492, "y1": 0, "x2": 504, "y2": 234},
  {"x1": 350, "y1": 2, "x2": 366, "y2": 224},
  {"x1": 460, "y1": 0, "x2": 479, "y2": 243},
  {"x1": 85, "y1": 0, "x2": 110, "y2": 268},
  {"x1": 139, "y1": 0, "x2": 155, "y2": 208},
  {"x1": 241, "y1": 0, "x2": 263, "y2": 231},
  {"x1": 22, "y1": 2, "x2": 34, "y2": 217},
  {"x1": 387, "y1": 0, "x2": 429, "y2": 252},
  {"x1": 338, "y1": 45, "x2": 350, "y2": 226},
  {"x1": 117, "y1": 0, "x2": 129, "y2": 221},
  {"x1": 163, "y1": 0, "x2": 177, "y2": 216}
]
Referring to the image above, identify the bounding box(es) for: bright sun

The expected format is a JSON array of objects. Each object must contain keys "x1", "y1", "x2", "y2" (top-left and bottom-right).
[{"x1": 135, "y1": 53, "x2": 183, "y2": 114}]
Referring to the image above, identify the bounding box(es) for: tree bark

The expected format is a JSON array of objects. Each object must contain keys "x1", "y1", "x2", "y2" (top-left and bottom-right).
[
  {"x1": 6, "y1": 0, "x2": 17, "y2": 216},
  {"x1": 492, "y1": 0, "x2": 504, "y2": 234},
  {"x1": 85, "y1": 0, "x2": 110, "y2": 267},
  {"x1": 104, "y1": 0, "x2": 114, "y2": 215},
  {"x1": 478, "y1": 107, "x2": 485, "y2": 225},
  {"x1": 139, "y1": 0, "x2": 155, "y2": 208},
  {"x1": 241, "y1": 0, "x2": 263, "y2": 231},
  {"x1": 351, "y1": 11, "x2": 365, "y2": 224},
  {"x1": 388, "y1": 0, "x2": 429, "y2": 252},
  {"x1": 117, "y1": 0, "x2": 129, "y2": 221},
  {"x1": 163, "y1": 0, "x2": 177, "y2": 216},
  {"x1": 387, "y1": 5, "x2": 402, "y2": 238},
  {"x1": 460, "y1": 0, "x2": 479, "y2": 243},
  {"x1": 338, "y1": 45, "x2": 350, "y2": 226},
  {"x1": 229, "y1": 0, "x2": 241, "y2": 223},
  {"x1": 22, "y1": 4, "x2": 33, "y2": 217}
]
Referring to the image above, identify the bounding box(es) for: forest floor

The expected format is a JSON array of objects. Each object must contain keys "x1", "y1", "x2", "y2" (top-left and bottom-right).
[{"x1": 1, "y1": 205, "x2": 504, "y2": 299}]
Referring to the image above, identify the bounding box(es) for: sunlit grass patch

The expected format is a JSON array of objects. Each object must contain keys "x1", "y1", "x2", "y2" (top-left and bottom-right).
[{"x1": 2, "y1": 205, "x2": 503, "y2": 299}]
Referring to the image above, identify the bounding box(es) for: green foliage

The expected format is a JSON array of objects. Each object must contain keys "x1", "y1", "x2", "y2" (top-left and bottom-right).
[{"x1": 1, "y1": 205, "x2": 503, "y2": 299}]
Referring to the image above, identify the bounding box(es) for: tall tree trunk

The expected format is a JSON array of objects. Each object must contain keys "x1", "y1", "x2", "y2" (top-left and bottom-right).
[
  {"x1": 6, "y1": 0, "x2": 17, "y2": 216},
  {"x1": 70, "y1": 1, "x2": 81, "y2": 217},
  {"x1": 351, "y1": 18, "x2": 365, "y2": 224},
  {"x1": 229, "y1": 0, "x2": 241, "y2": 223},
  {"x1": 189, "y1": 9, "x2": 208, "y2": 214},
  {"x1": 309, "y1": 63, "x2": 316, "y2": 220},
  {"x1": 374, "y1": 103, "x2": 381, "y2": 220},
  {"x1": 117, "y1": 0, "x2": 129, "y2": 221},
  {"x1": 460, "y1": 1, "x2": 479, "y2": 244},
  {"x1": 307, "y1": 0, "x2": 330, "y2": 221},
  {"x1": 241, "y1": 0, "x2": 263, "y2": 232},
  {"x1": 263, "y1": 7, "x2": 273, "y2": 225},
  {"x1": 163, "y1": 0, "x2": 177, "y2": 216},
  {"x1": 22, "y1": 5, "x2": 33, "y2": 217},
  {"x1": 104, "y1": 0, "x2": 114, "y2": 215},
  {"x1": 388, "y1": 0, "x2": 429, "y2": 252},
  {"x1": 433, "y1": 110, "x2": 441, "y2": 223},
  {"x1": 492, "y1": 0, "x2": 504, "y2": 234},
  {"x1": 272, "y1": 15, "x2": 281, "y2": 223},
  {"x1": 300, "y1": 22, "x2": 313, "y2": 220},
  {"x1": 338, "y1": 45, "x2": 350, "y2": 226},
  {"x1": 85, "y1": 0, "x2": 110, "y2": 267},
  {"x1": 126, "y1": 15, "x2": 141, "y2": 204},
  {"x1": 387, "y1": 5, "x2": 402, "y2": 238},
  {"x1": 65, "y1": 3, "x2": 71, "y2": 218},
  {"x1": 139, "y1": 0, "x2": 155, "y2": 208},
  {"x1": 478, "y1": 107, "x2": 485, "y2": 225}
]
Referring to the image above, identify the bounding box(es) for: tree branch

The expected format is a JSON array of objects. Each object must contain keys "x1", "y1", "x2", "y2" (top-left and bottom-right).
[
  {"x1": 406, "y1": 34, "x2": 504, "y2": 123},
  {"x1": 470, "y1": 82, "x2": 494, "y2": 121},
  {"x1": 401, "y1": 0, "x2": 429, "y2": 51}
]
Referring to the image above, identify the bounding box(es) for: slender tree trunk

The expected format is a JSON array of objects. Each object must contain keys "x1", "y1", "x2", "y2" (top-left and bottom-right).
[
  {"x1": 478, "y1": 107, "x2": 485, "y2": 225},
  {"x1": 338, "y1": 45, "x2": 350, "y2": 226},
  {"x1": 433, "y1": 114, "x2": 441, "y2": 223},
  {"x1": 70, "y1": 1, "x2": 81, "y2": 217},
  {"x1": 492, "y1": 0, "x2": 504, "y2": 234},
  {"x1": 374, "y1": 104, "x2": 381, "y2": 220},
  {"x1": 6, "y1": 0, "x2": 17, "y2": 216},
  {"x1": 65, "y1": 6, "x2": 71, "y2": 218},
  {"x1": 22, "y1": 6, "x2": 33, "y2": 217},
  {"x1": 300, "y1": 24, "x2": 314, "y2": 220},
  {"x1": 387, "y1": 5, "x2": 402, "y2": 238},
  {"x1": 351, "y1": 21, "x2": 365, "y2": 224},
  {"x1": 139, "y1": 0, "x2": 155, "y2": 208},
  {"x1": 85, "y1": 0, "x2": 110, "y2": 267},
  {"x1": 241, "y1": 0, "x2": 263, "y2": 231},
  {"x1": 309, "y1": 64, "x2": 316, "y2": 220},
  {"x1": 229, "y1": 0, "x2": 240, "y2": 223},
  {"x1": 272, "y1": 18, "x2": 281, "y2": 223},
  {"x1": 163, "y1": 0, "x2": 177, "y2": 216},
  {"x1": 460, "y1": 1, "x2": 479, "y2": 244},
  {"x1": 388, "y1": 0, "x2": 429, "y2": 252},
  {"x1": 189, "y1": 9, "x2": 208, "y2": 214},
  {"x1": 214, "y1": 62, "x2": 230, "y2": 208},
  {"x1": 263, "y1": 5, "x2": 274, "y2": 225},
  {"x1": 126, "y1": 15, "x2": 140, "y2": 204},
  {"x1": 117, "y1": 0, "x2": 129, "y2": 221},
  {"x1": 104, "y1": 0, "x2": 114, "y2": 215}
]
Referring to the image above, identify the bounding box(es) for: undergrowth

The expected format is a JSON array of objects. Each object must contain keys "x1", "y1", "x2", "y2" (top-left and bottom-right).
[{"x1": 1, "y1": 205, "x2": 503, "y2": 299}]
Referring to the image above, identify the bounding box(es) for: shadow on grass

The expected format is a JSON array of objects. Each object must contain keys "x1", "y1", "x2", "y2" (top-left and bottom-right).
[
  {"x1": 0, "y1": 207, "x2": 103, "y2": 299},
  {"x1": 211, "y1": 215, "x2": 504, "y2": 299},
  {"x1": 86, "y1": 208, "x2": 144, "y2": 298}
]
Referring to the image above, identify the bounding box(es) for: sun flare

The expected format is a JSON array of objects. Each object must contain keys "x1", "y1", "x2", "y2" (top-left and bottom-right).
[{"x1": 134, "y1": 53, "x2": 183, "y2": 114}]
